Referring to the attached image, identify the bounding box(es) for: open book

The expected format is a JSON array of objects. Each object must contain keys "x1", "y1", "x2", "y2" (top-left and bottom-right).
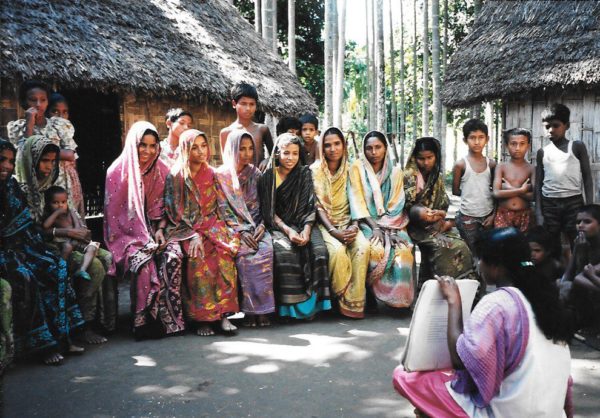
[{"x1": 400, "y1": 279, "x2": 479, "y2": 372}]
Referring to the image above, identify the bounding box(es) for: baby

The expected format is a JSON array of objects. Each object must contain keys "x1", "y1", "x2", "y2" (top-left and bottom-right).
[{"x1": 43, "y1": 186, "x2": 99, "y2": 281}]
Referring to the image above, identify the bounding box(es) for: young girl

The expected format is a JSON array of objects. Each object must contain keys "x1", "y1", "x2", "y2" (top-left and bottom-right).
[
  {"x1": 527, "y1": 226, "x2": 563, "y2": 283},
  {"x1": 43, "y1": 186, "x2": 99, "y2": 281},
  {"x1": 393, "y1": 227, "x2": 573, "y2": 417}
]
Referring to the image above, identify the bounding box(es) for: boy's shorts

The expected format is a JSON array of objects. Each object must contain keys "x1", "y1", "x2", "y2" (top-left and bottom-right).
[
  {"x1": 542, "y1": 194, "x2": 584, "y2": 240},
  {"x1": 494, "y1": 206, "x2": 532, "y2": 233},
  {"x1": 455, "y1": 211, "x2": 492, "y2": 251}
]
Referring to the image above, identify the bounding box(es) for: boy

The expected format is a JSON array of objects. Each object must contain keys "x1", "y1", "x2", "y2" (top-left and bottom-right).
[
  {"x1": 299, "y1": 113, "x2": 320, "y2": 165},
  {"x1": 492, "y1": 128, "x2": 535, "y2": 232},
  {"x1": 160, "y1": 108, "x2": 193, "y2": 166},
  {"x1": 220, "y1": 82, "x2": 273, "y2": 169},
  {"x1": 535, "y1": 103, "x2": 593, "y2": 250},
  {"x1": 452, "y1": 119, "x2": 496, "y2": 251},
  {"x1": 276, "y1": 116, "x2": 302, "y2": 137}
]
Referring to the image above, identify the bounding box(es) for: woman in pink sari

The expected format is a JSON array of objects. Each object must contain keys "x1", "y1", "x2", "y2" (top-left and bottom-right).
[
  {"x1": 164, "y1": 129, "x2": 240, "y2": 336},
  {"x1": 104, "y1": 121, "x2": 185, "y2": 338}
]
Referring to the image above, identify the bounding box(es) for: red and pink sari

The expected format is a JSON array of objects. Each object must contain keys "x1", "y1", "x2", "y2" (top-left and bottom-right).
[
  {"x1": 104, "y1": 121, "x2": 184, "y2": 336},
  {"x1": 164, "y1": 129, "x2": 240, "y2": 322}
]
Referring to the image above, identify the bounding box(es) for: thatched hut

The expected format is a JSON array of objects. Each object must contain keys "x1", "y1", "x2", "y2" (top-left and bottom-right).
[
  {"x1": 443, "y1": 0, "x2": 600, "y2": 202},
  {"x1": 0, "y1": 0, "x2": 317, "y2": 216}
]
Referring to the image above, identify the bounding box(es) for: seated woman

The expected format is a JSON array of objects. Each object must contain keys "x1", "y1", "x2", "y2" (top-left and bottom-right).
[
  {"x1": 403, "y1": 137, "x2": 476, "y2": 283},
  {"x1": 104, "y1": 121, "x2": 184, "y2": 339},
  {"x1": 258, "y1": 133, "x2": 331, "y2": 320},
  {"x1": 393, "y1": 228, "x2": 573, "y2": 418},
  {"x1": 349, "y1": 130, "x2": 415, "y2": 310},
  {"x1": 0, "y1": 138, "x2": 84, "y2": 365},
  {"x1": 215, "y1": 129, "x2": 275, "y2": 327},
  {"x1": 312, "y1": 127, "x2": 370, "y2": 318},
  {"x1": 164, "y1": 129, "x2": 240, "y2": 336}
]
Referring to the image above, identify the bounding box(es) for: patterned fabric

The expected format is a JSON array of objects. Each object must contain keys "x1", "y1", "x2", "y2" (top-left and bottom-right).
[
  {"x1": 258, "y1": 163, "x2": 331, "y2": 311},
  {"x1": 216, "y1": 129, "x2": 274, "y2": 315},
  {"x1": 14, "y1": 136, "x2": 59, "y2": 223},
  {"x1": 0, "y1": 278, "x2": 13, "y2": 375},
  {"x1": 311, "y1": 127, "x2": 370, "y2": 317},
  {"x1": 0, "y1": 176, "x2": 83, "y2": 356},
  {"x1": 104, "y1": 121, "x2": 184, "y2": 336},
  {"x1": 8, "y1": 117, "x2": 85, "y2": 218},
  {"x1": 164, "y1": 129, "x2": 240, "y2": 322},
  {"x1": 494, "y1": 206, "x2": 532, "y2": 233},
  {"x1": 348, "y1": 131, "x2": 414, "y2": 308},
  {"x1": 159, "y1": 138, "x2": 179, "y2": 167}
]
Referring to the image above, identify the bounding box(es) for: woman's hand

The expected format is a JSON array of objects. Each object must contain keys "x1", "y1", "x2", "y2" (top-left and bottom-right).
[
  {"x1": 370, "y1": 227, "x2": 385, "y2": 246},
  {"x1": 188, "y1": 235, "x2": 204, "y2": 259},
  {"x1": 342, "y1": 225, "x2": 359, "y2": 245},
  {"x1": 436, "y1": 275, "x2": 461, "y2": 306},
  {"x1": 241, "y1": 231, "x2": 259, "y2": 250},
  {"x1": 296, "y1": 227, "x2": 311, "y2": 247},
  {"x1": 389, "y1": 232, "x2": 409, "y2": 247},
  {"x1": 25, "y1": 107, "x2": 38, "y2": 127},
  {"x1": 68, "y1": 227, "x2": 91, "y2": 242},
  {"x1": 435, "y1": 233, "x2": 452, "y2": 249},
  {"x1": 154, "y1": 228, "x2": 166, "y2": 247},
  {"x1": 253, "y1": 224, "x2": 266, "y2": 243}
]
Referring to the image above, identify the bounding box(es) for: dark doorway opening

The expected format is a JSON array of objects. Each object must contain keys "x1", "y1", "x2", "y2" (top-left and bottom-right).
[{"x1": 61, "y1": 88, "x2": 122, "y2": 241}]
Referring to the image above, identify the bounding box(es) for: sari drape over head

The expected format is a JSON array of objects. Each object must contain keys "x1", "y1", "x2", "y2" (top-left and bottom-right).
[
  {"x1": 104, "y1": 121, "x2": 184, "y2": 336},
  {"x1": 311, "y1": 127, "x2": 370, "y2": 318},
  {"x1": 165, "y1": 129, "x2": 240, "y2": 322},
  {"x1": 258, "y1": 134, "x2": 331, "y2": 316},
  {"x1": 215, "y1": 129, "x2": 274, "y2": 315},
  {"x1": 348, "y1": 131, "x2": 414, "y2": 308}
]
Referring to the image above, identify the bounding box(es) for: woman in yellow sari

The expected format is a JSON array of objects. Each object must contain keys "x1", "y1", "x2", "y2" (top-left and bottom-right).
[{"x1": 312, "y1": 128, "x2": 371, "y2": 318}]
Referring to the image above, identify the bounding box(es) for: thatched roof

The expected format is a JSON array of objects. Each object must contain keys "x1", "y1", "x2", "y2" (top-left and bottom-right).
[
  {"x1": 443, "y1": 0, "x2": 600, "y2": 108},
  {"x1": 0, "y1": 0, "x2": 317, "y2": 116}
]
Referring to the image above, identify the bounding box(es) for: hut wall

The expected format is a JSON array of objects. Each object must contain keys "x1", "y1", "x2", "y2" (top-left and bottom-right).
[
  {"x1": 503, "y1": 89, "x2": 600, "y2": 203},
  {"x1": 0, "y1": 78, "x2": 19, "y2": 138},
  {"x1": 122, "y1": 94, "x2": 235, "y2": 165}
]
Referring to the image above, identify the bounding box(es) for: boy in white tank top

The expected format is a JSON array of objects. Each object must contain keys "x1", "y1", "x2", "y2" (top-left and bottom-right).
[
  {"x1": 535, "y1": 103, "x2": 593, "y2": 250},
  {"x1": 452, "y1": 119, "x2": 496, "y2": 251}
]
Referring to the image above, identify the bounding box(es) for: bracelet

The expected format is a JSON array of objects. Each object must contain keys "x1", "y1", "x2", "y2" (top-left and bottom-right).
[
  {"x1": 327, "y1": 227, "x2": 336, "y2": 233},
  {"x1": 374, "y1": 227, "x2": 381, "y2": 231},
  {"x1": 52, "y1": 227, "x2": 56, "y2": 238}
]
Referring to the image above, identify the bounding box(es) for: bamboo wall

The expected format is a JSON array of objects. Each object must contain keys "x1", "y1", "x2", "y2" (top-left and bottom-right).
[{"x1": 503, "y1": 89, "x2": 600, "y2": 203}]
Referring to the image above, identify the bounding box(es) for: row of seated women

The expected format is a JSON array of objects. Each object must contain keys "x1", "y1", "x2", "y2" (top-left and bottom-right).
[{"x1": 0, "y1": 118, "x2": 475, "y2": 365}]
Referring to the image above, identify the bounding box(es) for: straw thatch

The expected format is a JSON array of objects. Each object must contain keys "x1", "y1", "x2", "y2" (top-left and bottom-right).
[
  {"x1": 0, "y1": 0, "x2": 317, "y2": 116},
  {"x1": 443, "y1": 0, "x2": 600, "y2": 108}
]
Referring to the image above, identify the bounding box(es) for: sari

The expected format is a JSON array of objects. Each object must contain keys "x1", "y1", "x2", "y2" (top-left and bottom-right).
[
  {"x1": 0, "y1": 140, "x2": 84, "y2": 355},
  {"x1": 258, "y1": 135, "x2": 331, "y2": 318},
  {"x1": 215, "y1": 129, "x2": 274, "y2": 315},
  {"x1": 104, "y1": 121, "x2": 184, "y2": 336},
  {"x1": 164, "y1": 129, "x2": 240, "y2": 322},
  {"x1": 403, "y1": 138, "x2": 475, "y2": 282},
  {"x1": 311, "y1": 128, "x2": 370, "y2": 318},
  {"x1": 348, "y1": 131, "x2": 415, "y2": 308},
  {"x1": 0, "y1": 278, "x2": 12, "y2": 375}
]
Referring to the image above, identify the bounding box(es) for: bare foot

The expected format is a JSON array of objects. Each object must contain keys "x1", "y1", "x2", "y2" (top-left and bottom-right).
[
  {"x1": 196, "y1": 323, "x2": 215, "y2": 336},
  {"x1": 43, "y1": 351, "x2": 64, "y2": 366},
  {"x1": 83, "y1": 328, "x2": 108, "y2": 345},
  {"x1": 242, "y1": 314, "x2": 257, "y2": 327},
  {"x1": 257, "y1": 315, "x2": 271, "y2": 327},
  {"x1": 221, "y1": 317, "x2": 238, "y2": 333}
]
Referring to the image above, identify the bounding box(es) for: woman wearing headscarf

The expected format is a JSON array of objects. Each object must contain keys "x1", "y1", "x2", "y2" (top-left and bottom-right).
[
  {"x1": 104, "y1": 121, "x2": 185, "y2": 338},
  {"x1": 348, "y1": 130, "x2": 415, "y2": 309},
  {"x1": 164, "y1": 129, "x2": 240, "y2": 336}
]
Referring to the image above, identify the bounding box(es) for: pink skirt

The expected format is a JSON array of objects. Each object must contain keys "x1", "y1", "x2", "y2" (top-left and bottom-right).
[{"x1": 392, "y1": 366, "x2": 469, "y2": 418}]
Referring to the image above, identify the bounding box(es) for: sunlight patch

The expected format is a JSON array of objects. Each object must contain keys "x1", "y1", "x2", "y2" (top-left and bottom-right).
[
  {"x1": 244, "y1": 363, "x2": 280, "y2": 374},
  {"x1": 132, "y1": 355, "x2": 157, "y2": 367},
  {"x1": 217, "y1": 355, "x2": 249, "y2": 365},
  {"x1": 71, "y1": 376, "x2": 95, "y2": 383},
  {"x1": 347, "y1": 329, "x2": 382, "y2": 337}
]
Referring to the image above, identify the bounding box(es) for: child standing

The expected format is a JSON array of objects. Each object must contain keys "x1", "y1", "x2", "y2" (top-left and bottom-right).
[
  {"x1": 493, "y1": 128, "x2": 535, "y2": 232},
  {"x1": 43, "y1": 186, "x2": 99, "y2": 281},
  {"x1": 299, "y1": 113, "x2": 320, "y2": 165},
  {"x1": 535, "y1": 103, "x2": 593, "y2": 250},
  {"x1": 160, "y1": 108, "x2": 193, "y2": 166},
  {"x1": 452, "y1": 119, "x2": 496, "y2": 251},
  {"x1": 220, "y1": 82, "x2": 273, "y2": 169},
  {"x1": 276, "y1": 116, "x2": 302, "y2": 136}
]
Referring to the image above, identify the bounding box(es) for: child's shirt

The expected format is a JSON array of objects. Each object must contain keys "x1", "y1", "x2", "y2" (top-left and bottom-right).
[
  {"x1": 7, "y1": 116, "x2": 77, "y2": 152},
  {"x1": 542, "y1": 140, "x2": 582, "y2": 198},
  {"x1": 459, "y1": 156, "x2": 494, "y2": 217},
  {"x1": 159, "y1": 138, "x2": 178, "y2": 166}
]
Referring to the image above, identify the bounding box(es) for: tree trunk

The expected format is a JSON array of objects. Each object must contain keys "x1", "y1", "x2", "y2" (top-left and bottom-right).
[
  {"x1": 421, "y1": 0, "x2": 430, "y2": 137},
  {"x1": 453, "y1": 126, "x2": 458, "y2": 165},
  {"x1": 365, "y1": 0, "x2": 372, "y2": 129},
  {"x1": 470, "y1": 1, "x2": 483, "y2": 120},
  {"x1": 272, "y1": 0, "x2": 278, "y2": 53},
  {"x1": 441, "y1": 0, "x2": 448, "y2": 158},
  {"x1": 485, "y1": 102, "x2": 494, "y2": 156},
  {"x1": 412, "y1": 0, "x2": 418, "y2": 141},
  {"x1": 432, "y1": 0, "x2": 442, "y2": 168},
  {"x1": 288, "y1": 0, "x2": 296, "y2": 74},
  {"x1": 375, "y1": 0, "x2": 386, "y2": 134},
  {"x1": 399, "y1": 0, "x2": 406, "y2": 167},
  {"x1": 369, "y1": 0, "x2": 377, "y2": 129},
  {"x1": 261, "y1": 0, "x2": 274, "y2": 51},
  {"x1": 324, "y1": 0, "x2": 335, "y2": 127},
  {"x1": 388, "y1": 0, "x2": 398, "y2": 158},
  {"x1": 255, "y1": 0, "x2": 262, "y2": 35},
  {"x1": 334, "y1": 0, "x2": 347, "y2": 128}
]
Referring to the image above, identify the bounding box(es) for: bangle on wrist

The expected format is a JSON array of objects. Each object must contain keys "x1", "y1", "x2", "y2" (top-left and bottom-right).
[
  {"x1": 52, "y1": 227, "x2": 56, "y2": 238},
  {"x1": 327, "y1": 226, "x2": 336, "y2": 233}
]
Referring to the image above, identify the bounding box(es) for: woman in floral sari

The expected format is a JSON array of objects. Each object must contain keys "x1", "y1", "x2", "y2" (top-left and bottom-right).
[
  {"x1": 104, "y1": 121, "x2": 184, "y2": 339},
  {"x1": 312, "y1": 128, "x2": 370, "y2": 318},
  {"x1": 403, "y1": 137, "x2": 475, "y2": 284},
  {"x1": 349, "y1": 130, "x2": 415, "y2": 309},
  {"x1": 164, "y1": 129, "x2": 240, "y2": 336},
  {"x1": 0, "y1": 138, "x2": 84, "y2": 365},
  {"x1": 258, "y1": 133, "x2": 331, "y2": 320},
  {"x1": 215, "y1": 129, "x2": 274, "y2": 327}
]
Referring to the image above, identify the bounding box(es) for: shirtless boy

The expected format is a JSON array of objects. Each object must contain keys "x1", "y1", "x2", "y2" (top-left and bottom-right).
[
  {"x1": 220, "y1": 82, "x2": 273, "y2": 169},
  {"x1": 492, "y1": 128, "x2": 535, "y2": 232}
]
